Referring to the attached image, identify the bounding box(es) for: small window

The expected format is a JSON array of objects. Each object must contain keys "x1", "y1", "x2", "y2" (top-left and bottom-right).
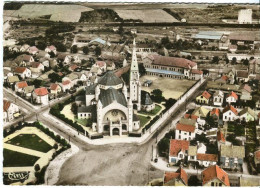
[{"x1": 211, "y1": 182, "x2": 214, "y2": 186}]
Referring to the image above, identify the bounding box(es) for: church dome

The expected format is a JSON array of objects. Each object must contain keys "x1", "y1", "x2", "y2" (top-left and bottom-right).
[{"x1": 98, "y1": 71, "x2": 123, "y2": 86}]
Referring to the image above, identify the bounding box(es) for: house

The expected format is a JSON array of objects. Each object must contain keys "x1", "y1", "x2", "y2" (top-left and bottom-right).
[
  {"x1": 197, "y1": 153, "x2": 218, "y2": 167},
  {"x1": 45, "y1": 45, "x2": 57, "y2": 54},
  {"x1": 7, "y1": 76, "x2": 19, "y2": 86},
  {"x1": 71, "y1": 55, "x2": 81, "y2": 64},
  {"x1": 91, "y1": 61, "x2": 107, "y2": 75},
  {"x1": 33, "y1": 87, "x2": 49, "y2": 105},
  {"x1": 239, "y1": 84, "x2": 252, "y2": 101},
  {"x1": 163, "y1": 168, "x2": 188, "y2": 186},
  {"x1": 192, "y1": 107, "x2": 210, "y2": 119},
  {"x1": 50, "y1": 83, "x2": 62, "y2": 96},
  {"x1": 169, "y1": 139, "x2": 189, "y2": 164},
  {"x1": 141, "y1": 93, "x2": 155, "y2": 112},
  {"x1": 107, "y1": 61, "x2": 116, "y2": 71},
  {"x1": 4, "y1": 69, "x2": 13, "y2": 82},
  {"x1": 3, "y1": 99, "x2": 19, "y2": 123},
  {"x1": 19, "y1": 44, "x2": 30, "y2": 52},
  {"x1": 23, "y1": 85, "x2": 35, "y2": 99},
  {"x1": 226, "y1": 91, "x2": 238, "y2": 104},
  {"x1": 210, "y1": 108, "x2": 220, "y2": 121},
  {"x1": 220, "y1": 145, "x2": 245, "y2": 170},
  {"x1": 57, "y1": 54, "x2": 71, "y2": 65},
  {"x1": 213, "y1": 90, "x2": 224, "y2": 106},
  {"x1": 15, "y1": 81, "x2": 28, "y2": 93},
  {"x1": 201, "y1": 165, "x2": 230, "y2": 186},
  {"x1": 30, "y1": 62, "x2": 45, "y2": 73},
  {"x1": 222, "y1": 105, "x2": 238, "y2": 121},
  {"x1": 28, "y1": 46, "x2": 39, "y2": 55},
  {"x1": 40, "y1": 58, "x2": 50, "y2": 67},
  {"x1": 61, "y1": 80, "x2": 72, "y2": 92},
  {"x1": 188, "y1": 142, "x2": 207, "y2": 162},
  {"x1": 239, "y1": 107, "x2": 255, "y2": 122},
  {"x1": 175, "y1": 118, "x2": 196, "y2": 141},
  {"x1": 236, "y1": 70, "x2": 249, "y2": 83},
  {"x1": 69, "y1": 64, "x2": 78, "y2": 72},
  {"x1": 196, "y1": 91, "x2": 211, "y2": 104},
  {"x1": 62, "y1": 73, "x2": 79, "y2": 87},
  {"x1": 19, "y1": 54, "x2": 34, "y2": 66},
  {"x1": 215, "y1": 75, "x2": 229, "y2": 84},
  {"x1": 190, "y1": 69, "x2": 203, "y2": 80},
  {"x1": 14, "y1": 67, "x2": 31, "y2": 79},
  {"x1": 254, "y1": 150, "x2": 260, "y2": 172}
]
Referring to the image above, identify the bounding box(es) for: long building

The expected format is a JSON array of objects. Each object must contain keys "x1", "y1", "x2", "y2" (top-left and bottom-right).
[{"x1": 142, "y1": 55, "x2": 202, "y2": 80}]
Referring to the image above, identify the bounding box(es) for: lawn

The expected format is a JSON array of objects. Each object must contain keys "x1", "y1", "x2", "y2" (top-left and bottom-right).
[
  {"x1": 140, "y1": 75, "x2": 196, "y2": 99},
  {"x1": 138, "y1": 115, "x2": 151, "y2": 127},
  {"x1": 7, "y1": 134, "x2": 53, "y2": 153},
  {"x1": 3, "y1": 149, "x2": 40, "y2": 167},
  {"x1": 75, "y1": 117, "x2": 91, "y2": 127},
  {"x1": 139, "y1": 104, "x2": 162, "y2": 116}
]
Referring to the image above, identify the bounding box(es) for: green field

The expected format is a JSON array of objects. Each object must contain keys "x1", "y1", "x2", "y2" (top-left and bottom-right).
[
  {"x1": 139, "y1": 104, "x2": 162, "y2": 116},
  {"x1": 75, "y1": 117, "x2": 92, "y2": 127},
  {"x1": 3, "y1": 149, "x2": 40, "y2": 167},
  {"x1": 138, "y1": 115, "x2": 151, "y2": 127},
  {"x1": 7, "y1": 134, "x2": 53, "y2": 153}
]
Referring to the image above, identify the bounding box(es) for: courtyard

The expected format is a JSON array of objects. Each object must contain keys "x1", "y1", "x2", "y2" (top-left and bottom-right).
[{"x1": 140, "y1": 75, "x2": 196, "y2": 99}]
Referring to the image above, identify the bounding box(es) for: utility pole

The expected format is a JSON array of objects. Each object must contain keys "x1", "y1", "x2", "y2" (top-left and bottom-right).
[{"x1": 151, "y1": 145, "x2": 154, "y2": 161}]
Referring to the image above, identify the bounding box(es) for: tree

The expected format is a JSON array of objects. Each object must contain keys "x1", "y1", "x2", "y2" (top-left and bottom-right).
[
  {"x1": 94, "y1": 46, "x2": 101, "y2": 56},
  {"x1": 37, "y1": 41, "x2": 46, "y2": 50},
  {"x1": 82, "y1": 46, "x2": 89, "y2": 54},
  {"x1": 70, "y1": 45, "x2": 78, "y2": 53},
  {"x1": 53, "y1": 143, "x2": 58, "y2": 150},
  {"x1": 55, "y1": 42, "x2": 67, "y2": 52},
  {"x1": 71, "y1": 102, "x2": 78, "y2": 115},
  {"x1": 48, "y1": 51, "x2": 56, "y2": 58},
  {"x1": 151, "y1": 89, "x2": 163, "y2": 97},
  {"x1": 231, "y1": 57, "x2": 237, "y2": 65},
  {"x1": 212, "y1": 56, "x2": 219, "y2": 64},
  {"x1": 188, "y1": 175, "x2": 200, "y2": 186},
  {"x1": 34, "y1": 164, "x2": 40, "y2": 172},
  {"x1": 243, "y1": 59, "x2": 249, "y2": 66},
  {"x1": 161, "y1": 37, "x2": 170, "y2": 46},
  {"x1": 48, "y1": 73, "x2": 62, "y2": 83},
  {"x1": 158, "y1": 138, "x2": 169, "y2": 157},
  {"x1": 138, "y1": 63, "x2": 146, "y2": 76},
  {"x1": 32, "y1": 79, "x2": 43, "y2": 88}
]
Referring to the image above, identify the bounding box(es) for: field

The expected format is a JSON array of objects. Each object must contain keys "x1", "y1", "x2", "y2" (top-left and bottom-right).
[
  {"x1": 138, "y1": 115, "x2": 151, "y2": 127},
  {"x1": 3, "y1": 149, "x2": 40, "y2": 167},
  {"x1": 140, "y1": 75, "x2": 196, "y2": 99},
  {"x1": 113, "y1": 9, "x2": 179, "y2": 23},
  {"x1": 7, "y1": 134, "x2": 53, "y2": 153},
  {"x1": 4, "y1": 4, "x2": 93, "y2": 22}
]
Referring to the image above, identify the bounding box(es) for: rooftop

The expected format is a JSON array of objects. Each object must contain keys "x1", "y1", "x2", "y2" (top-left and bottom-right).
[
  {"x1": 202, "y1": 165, "x2": 230, "y2": 186},
  {"x1": 169, "y1": 139, "x2": 189, "y2": 157}
]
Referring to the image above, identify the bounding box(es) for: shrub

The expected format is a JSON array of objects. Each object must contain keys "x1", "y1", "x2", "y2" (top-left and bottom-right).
[{"x1": 34, "y1": 164, "x2": 40, "y2": 172}]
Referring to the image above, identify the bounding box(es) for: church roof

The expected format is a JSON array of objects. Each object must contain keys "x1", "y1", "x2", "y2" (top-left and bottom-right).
[
  {"x1": 99, "y1": 88, "x2": 127, "y2": 107},
  {"x1": 85, "y1": 83, "x2": 97, "y2": 95},
  {"x1": 77, "y1": 105, "x2": 94, "y2": 113},
  {"x1": 98, "y1": 71, "x2": 123, "y2": 86},
  {"x1": 143, "y1": 93, "x2": 153, "y2": 105}
]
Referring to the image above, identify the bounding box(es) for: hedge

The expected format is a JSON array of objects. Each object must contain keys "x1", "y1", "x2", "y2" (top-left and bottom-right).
[{"x1": 128, "y1": 132, "x2": 142, "y2": 137}]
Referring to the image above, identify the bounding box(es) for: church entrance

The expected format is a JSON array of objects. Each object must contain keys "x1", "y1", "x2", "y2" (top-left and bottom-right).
[
  {"x1": 112, "y1": 128, "x2": 120, "y2": 136},
  {"x1": 133, "y1": 104, "x2": 137, "y2": 110}
]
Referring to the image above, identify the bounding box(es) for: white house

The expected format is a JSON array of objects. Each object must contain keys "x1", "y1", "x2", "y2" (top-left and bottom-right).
[
  {"x1": 30, "y1": 62, "x2": 45, "y2": 73},
  {"x1": 28, "y1": 46, "x2": 39, "y2": 55},
  {"x1": 3, "y1": 99, "x2": 19, "y2": 123},
  {"x1": 20, "y1": 44, "x2": 30, "y2": 52},
  {"x1": 197, "y1": 153, "x2": 218, "y2": 167},
  {"x1": 239, "y1": 107, "x2": 255, "y2": 122},
  {"x1": 169, "y1": 139, "x2": 189, "y2": 164},
  {"x1": 213, "y1": 90, "x2": 224, "y2": 106},
  {"x1": 45, "y1": 45, "x2": 57, "y2": 54},
  {"x1": 188, "y1": 142, "x2": 207, "y2": 162},
  {"x1": 14, "y1": 67, "x2": 31, "y2": 79},
  {"x1": 33, "y1": 87, "x2": 49, "y2": 105},
  {"x1": 61, "y1": 80, "x2": 72, "y2": 92},
  {"x1": 226, "y1": 91, "x2": 238, "y2": 104},
  {"x1": 175, "y1": 123, "x2": 196, "y2": 141},
  {"x1": 15, "y1": 81, "x2": 28, "y2": 93},
  {"x1": 223, "y1": 105, "x2": 238, "y2": 122}
]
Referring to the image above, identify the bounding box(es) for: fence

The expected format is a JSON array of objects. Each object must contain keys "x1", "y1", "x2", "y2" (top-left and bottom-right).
[{"x1": 142, "y1": 78, "x2": 206, "y2": 138}]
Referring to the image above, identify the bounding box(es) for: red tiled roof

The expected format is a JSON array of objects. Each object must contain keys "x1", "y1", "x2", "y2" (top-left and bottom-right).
[
  {"x1": 31, "y1": 62, "x2": 41, "y2": 68},
  {"x1": 221, "y1": 75, "x2": 229, "y2": 81},
  {"x1": 211, "y1": 108, "x2": 220, "y2": 117},
  {"x1": 202, "y1": 91, "x2": 211, "y2": 100},
  {"x1": 57, "y1": 72, "x2": 63, "y2": 76},
  {"x1": 16, "y1": 81, "x2": 28, "y2": 89},
  {"x1": 70, "y1": 64, "x2": 78, "y2": 71},
  {"x1": 226, "y1": 91, "x2": 238, "y2": 100},
  {"x1": 176, "y1": 123, "x2": 195, "y2": 133},
  {"x1": 29, "y1": 46, "x2": 38, "y2": 52},
  {"x1": 3, "y1": 100, "x2": 11, "y2": 112},
  {"x1": 255, "y1": 150, "x2": 260, "y2": 160},
  {"x1": 14, "y1": 67, "x2": 27, "y2": 73},
  {"x1": 217, "y1": 130, "x2": 225, "y2": 142},
  {"x1": 191, "y1": 69, "x2": 203, "y2": 75},
  {"x1": 50, "y1": 83, "x2": 59, "y2": 90},
  {"x1": 202, "y1": 165, "x2": 230, "y2": 186},
  {"x1": 197, "y1": 153, "x2": 218, "y2": 162},
  {"x1": 34, "y1": 87, "x2": 48, "y2": 96},
  {"x1": 114, "y1": 66, "x2": 130, "y2": 77},
  {"x1": 223, "y1": 105, "x2": 238, "y2": 116},
  {"x1": 184, "y1": 113, "x2": 198, "y2": 120},
  {"x1": 164, "y1": 168, "x2": 188, "y2": 185},
  {"x1": 151, "y1": 55, "x2": 197, "y2": 69},
  {"x1": 62, "y1": 80, "x2": 71, "y2": 85},
  {"x1": 169, "y1": 139, "x2": 189, "y2": 157}
]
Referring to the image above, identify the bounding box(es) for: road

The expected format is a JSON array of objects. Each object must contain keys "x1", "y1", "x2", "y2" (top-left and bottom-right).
[{"x1": 3, "y1": 81, "x2": 206, "y2": 185}]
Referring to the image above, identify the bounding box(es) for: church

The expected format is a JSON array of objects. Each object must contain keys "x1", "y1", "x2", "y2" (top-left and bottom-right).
[{"x1": 77, "y1": 39, "x2": 142, "y2": 136}]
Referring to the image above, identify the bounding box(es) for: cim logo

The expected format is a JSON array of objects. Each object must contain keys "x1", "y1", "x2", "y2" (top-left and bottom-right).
[{"x1": 7, "y1": 172, "x2": 30, "y2": 181}]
